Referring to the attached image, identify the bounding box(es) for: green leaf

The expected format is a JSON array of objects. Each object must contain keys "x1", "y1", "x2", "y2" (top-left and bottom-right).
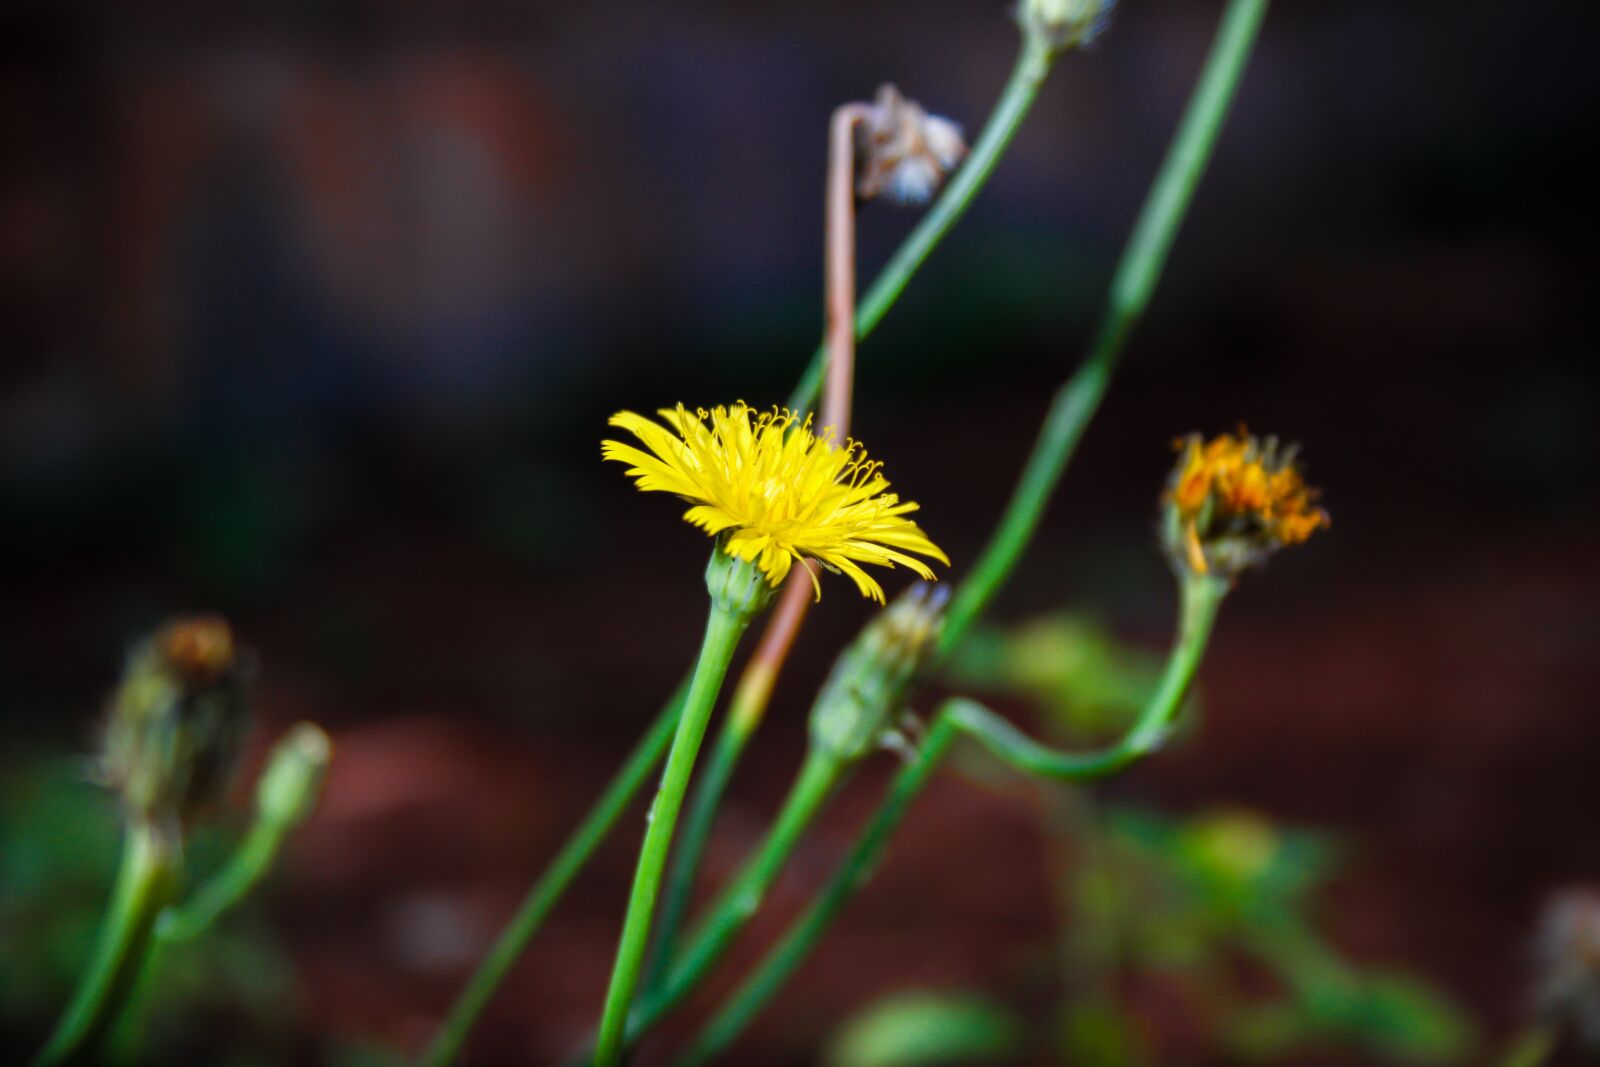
[{"x1": 826, "y1": 990, "x2": 1023, "y2": 1067}]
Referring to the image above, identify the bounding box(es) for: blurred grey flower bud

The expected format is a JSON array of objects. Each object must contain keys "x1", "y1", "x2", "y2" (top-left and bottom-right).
[
  {"x1": 1537, "y1": 889, "x2": 1600, "y2": 1048},
  {"x1": 99, "y1": 615, "x2": 251, "y2": 827},
  {"x1": 1021, "y1": 0, "x2": 1116, "y2": 52},
  {"x1": 855, "y1": 85, "x2": 967, "y2": 207},
  {"x1": 809, "y1": 583, "x2": 948, "y2": 764}
]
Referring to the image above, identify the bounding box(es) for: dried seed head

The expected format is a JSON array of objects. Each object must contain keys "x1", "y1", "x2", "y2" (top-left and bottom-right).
[{"x1": 855, "y1": 85, "x2": 968, "y2": 207}]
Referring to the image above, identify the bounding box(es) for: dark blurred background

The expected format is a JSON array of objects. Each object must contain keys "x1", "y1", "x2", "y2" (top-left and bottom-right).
[{"x1": 2, "y1": 0, "x2": 1596, "y2": 1063}]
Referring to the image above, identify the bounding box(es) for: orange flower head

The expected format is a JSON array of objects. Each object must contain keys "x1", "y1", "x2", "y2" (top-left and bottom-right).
[{"x1": 1163, "y1": 428, "x2": 1327, "y2": 578}]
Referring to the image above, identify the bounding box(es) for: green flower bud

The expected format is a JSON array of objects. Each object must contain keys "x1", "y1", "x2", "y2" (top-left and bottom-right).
[
  {"x1": 256, "y1": 722, "x2": 333, "y2": 829},
  {"x1": 705, "y1": 545, "x2": 777, "y2": 619},
  {"x1": 99, "y1": 615, "x2": 251, "y2": 825},
  {"x1": 809, "y1": 583, "x2": 947, "y2": 764},
  {"x1": 1020, "y1": 0, "x2": 1115, "y2": 52}
]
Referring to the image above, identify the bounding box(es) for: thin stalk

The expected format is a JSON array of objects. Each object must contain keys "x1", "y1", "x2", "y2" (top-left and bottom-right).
[
  {"x1": 787, "y1": 36, "x2": 1056, "y2": 415},
  {"x1": 34, "y1": 821, "x2": 177, "y2": 1067},
  {"x1": 111, "y1": 800, "x2": 305, "y2": 1058},
  {"x1": 677, "y1": 575, "x2": 1226, "y2": 1064},
  {"x1": 419, "y1": 686, "x2": 686, "y2": 1067},
  {"x1": 942, "y1": 0, "x2": 1273, "y2": 650},
  {"x1": 570, "y1": 749, "x2": 847, "y2": 1064},
  {"x1": 642, "y1": 658, "x2": 776, "y2": 989},
  {"x1": 593, "y1": 599, "x2": 757, "y2": 1067},
  {"x1": 158, "y1": 817, "x2": 285, "y2": 944}
]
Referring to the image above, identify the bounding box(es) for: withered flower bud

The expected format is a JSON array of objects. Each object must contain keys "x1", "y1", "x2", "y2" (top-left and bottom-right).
[
  {"x1": 855, "y1": 85, "x2": 968, "y2": 207},
  {"x1": 99, "y1": 615, "x2": 251, "y2": 827}
]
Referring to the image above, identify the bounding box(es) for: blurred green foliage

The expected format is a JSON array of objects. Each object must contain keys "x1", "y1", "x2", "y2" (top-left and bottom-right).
[
  {"x1": 825, "y1": 990, "x2": 1022, "y2": 1067},
  {"x1": 836, "y1": 612, "x2": 1474, "y2": 1066}
]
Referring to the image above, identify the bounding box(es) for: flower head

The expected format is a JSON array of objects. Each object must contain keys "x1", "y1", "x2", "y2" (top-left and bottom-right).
[
  {"x1": 1162, "y1": 429, "x2": 1328, "y2": 579},
  {"x1": 100, "y1": 615, "x2": 251, "y2": 825},
  {"x1": 603, "y1": 402, "x2": 947, "y2": 603}
]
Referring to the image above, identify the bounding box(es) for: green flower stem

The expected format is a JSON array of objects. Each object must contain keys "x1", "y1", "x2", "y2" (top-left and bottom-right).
[
  {"x1": 942, "y1": 0, "x2": 1273, "y2": 651},
  {"x1": 34, "y1": 821, "x2": 178, "y2": 1067},
  {"x1": 570, "y1": 748, "x2": 847, "y2": 1064},
  {"x1": 157, "y1": 817, "x2": 286, "y2": 945},
  {"x1": 593, "y1": 590, "x2": 763, "y2": 1067},
  {"x1": 677, "y1": 574, "x2": 1226, "y2": 1065},
  {"x1": 420, "y1": 685, "x2": 686, "y2": 1067},
  {"x1": 642, "y1": 670, "x2": 768, "y2": 991},
  {"x1": 786, "y1": 34, "x2": 1056, "y2": 416}
]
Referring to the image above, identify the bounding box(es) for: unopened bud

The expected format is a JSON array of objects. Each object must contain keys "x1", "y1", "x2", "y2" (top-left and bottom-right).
[
  {"x1": 809, "y1": 583, "x2": 948, "y2": 763},
  {"x1": 100, "y1": 615, "x2": 251, "y2": 825},
  {"x1": 256, "y1": 723, "x2": 332, "y2": 829},
  {"x1": 1021, "y1": 0, "x2": 1116, "y2": 52},
  {"x1": 855, "y1": 85, "x2": 967, "y2": 207}
]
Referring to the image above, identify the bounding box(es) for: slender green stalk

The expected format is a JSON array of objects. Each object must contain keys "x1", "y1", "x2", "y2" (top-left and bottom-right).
[
  {"x1": 569, "y1": 749, "x2": 847, "y2": 1064},
  {"x1": 942, "y1": 0, "x2": 1273, "y2": 650},
  {"x1": 157, "y1": 820, "x2": 283, "y2": 945},
  {"x1": 593, "y1": 588, "x2": 761, "y2": 1067},
  {"x1": 643, "y1": 684, "x2": 759, "y2": 991},
  {"x1": 34, "y1": 822, "x2": 177, "y2": 1067},
  {"x1": 419, "y1": 686, "x2": 685, "y2": 1067},
  {"x1": 787, "y1": 35, "x2": 1055, "y2": 416},
  {"x1": 678, "y1": 575, "x2": 1226, "y2": 1064},
  {"x1": 681, "y1": 713, "x2": 959, "y2": 1067},
  {"x1": 650, "y1": 29, "x2": 1060, "y2": 992}
]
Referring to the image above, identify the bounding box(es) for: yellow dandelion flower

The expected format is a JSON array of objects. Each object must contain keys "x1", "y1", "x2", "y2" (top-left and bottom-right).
[
  {"x1": 602, "y1": 402, "x2": 948, "y2": 603},
  {"x1": 1164, "y1": 428, "x2": 1328, "y2": 577}
]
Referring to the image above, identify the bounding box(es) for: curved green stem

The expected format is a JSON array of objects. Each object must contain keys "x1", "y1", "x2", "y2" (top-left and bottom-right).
[
  {"x1": 678, "y1": 574, "x2": 1226, "y2": 1064},
  {"x1": 34, "y1": 821, "x2": 178, "y2": 1067},
  {"x1": 942, "y1": 0, "x2": 1273, "y2": 650},
  {"x1": 593, "y1": 592, "x2": 760, "y2": 1067},
  {"x1": 156, "y1": 819, "x2": 283, "y2": 945},
  {"x1": 787, "y1": 36, "x2": 1056, "y2": 416},
  {"x1": 419, "y1": 685, "x2": 685, "y2": 1067}
]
